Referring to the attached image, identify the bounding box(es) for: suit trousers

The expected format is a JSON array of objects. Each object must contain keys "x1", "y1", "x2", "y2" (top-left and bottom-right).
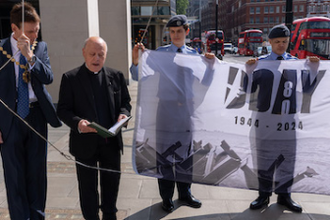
[
  {"x1": 75, "y1": 141, "x2": 121, "y2": 220},
  {"x1": 1, "y1": 106, "x2": 47, "y2": 220}
]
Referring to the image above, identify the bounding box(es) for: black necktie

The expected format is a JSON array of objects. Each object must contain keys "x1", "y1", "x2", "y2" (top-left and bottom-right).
[
  {"x1": 177, "y1": 48, "x2": 182, "y2": 53},
  {"x1": 277, "y1": 56, "x2": 284, "y2": 60}
]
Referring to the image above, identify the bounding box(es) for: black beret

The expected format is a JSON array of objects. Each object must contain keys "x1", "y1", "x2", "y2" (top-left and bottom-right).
[
  {"x1": 166, "y1": 15, "x2": 188, "y2": 27},
  {"x1": 268, "y1": 24, "x2": 290, "y2": 39}
]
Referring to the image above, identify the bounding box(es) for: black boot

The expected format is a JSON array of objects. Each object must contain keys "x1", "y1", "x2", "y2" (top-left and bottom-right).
[
  {"x1": 250, "y1": 195, "x2": 270, "y2": 210},
  {"x1": 179, "y1": 195, "x2": 202, "y2": 208},
  {"x1": 277, "y1": 194, "x2": 302, "y2": 213},
  {"x1": 162, "y1": 199, "x2": 174, "y2": 213}
]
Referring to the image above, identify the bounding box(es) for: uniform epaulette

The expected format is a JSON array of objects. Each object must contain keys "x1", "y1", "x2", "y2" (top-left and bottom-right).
[
  {"x1": 287, "y1": 53, "x2": 297, "y2": 58},
  {"x1": 156, "y1": 44, "x2": 171, "y2": 51},
  {"x1": 161, "y1": 45, "x2": 171, "y2": 49},
  {"x1": 258, "y1": 54, "x2": 269, "y2": 60},
  {"x1": 186, "y1": 46, "x2": 195, "y2": 51}
]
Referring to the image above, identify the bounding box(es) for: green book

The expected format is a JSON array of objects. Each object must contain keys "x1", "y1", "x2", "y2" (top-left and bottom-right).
[{"x1": 88, "y1": 116, "x2": 132, "y2": 138}]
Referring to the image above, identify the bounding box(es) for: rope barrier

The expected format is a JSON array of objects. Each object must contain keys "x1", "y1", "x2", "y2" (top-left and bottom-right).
[
  {"x1": 22, "y1": 0, "x2": 24, "y2": 34},
  {"x1": 0, "y1": 98, "x2": 136, "y2": 174}
]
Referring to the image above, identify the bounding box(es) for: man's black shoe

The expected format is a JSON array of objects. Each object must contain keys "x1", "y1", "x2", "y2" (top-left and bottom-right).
[
  {"x1": 179, "y1": 195, "x2": 202, "y2": 208},
  {"x1": 277, "y1": 195, "x2": 302, "y2": 213},
  {"x1": 162, "y1": 199, "x2": 174, "y2": 213},
  {"x1": 249, "y1": 196, "x2": 270, "y2": 210}
]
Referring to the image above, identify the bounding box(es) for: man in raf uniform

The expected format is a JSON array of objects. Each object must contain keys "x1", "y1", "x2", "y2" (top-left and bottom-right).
[{"x1": 131, "y1": 15, "x2": 215, "y2": 213}]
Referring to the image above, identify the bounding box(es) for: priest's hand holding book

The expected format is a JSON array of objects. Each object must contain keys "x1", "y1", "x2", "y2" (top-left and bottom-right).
[
  {"x1": 117, "y1": 114, "x2": 130, "y2": 128},
  {"x1": 78, "y1": 119, "x2": 97, "y2": 133},
  {"x1": 80, "y1": 114, "x2": 132, "y2": 138}
]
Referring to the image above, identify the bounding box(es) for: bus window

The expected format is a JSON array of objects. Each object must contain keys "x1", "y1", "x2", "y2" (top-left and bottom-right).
[
  {"x1": 203, "y1": 30, "x2": 225, "y2": 57},
  {"x1": 299, "y1": 40, "x2": 305, "y2": 50},
  {"x1": 291, "y1": 17, "x2": 330, "y2": 60},
  {"x1": 238, "y1": 29, "x2": 263, "y2": 56}
]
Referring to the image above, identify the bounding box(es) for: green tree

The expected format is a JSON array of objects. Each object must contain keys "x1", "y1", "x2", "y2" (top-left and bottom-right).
[{"x1": 176, "y1": 0, "x2": 189, "y2": 15}]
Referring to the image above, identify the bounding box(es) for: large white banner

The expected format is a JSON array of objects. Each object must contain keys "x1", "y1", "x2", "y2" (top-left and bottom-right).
[{"x1": 133, "y1": 50, "x2": 330, "y2": 195}]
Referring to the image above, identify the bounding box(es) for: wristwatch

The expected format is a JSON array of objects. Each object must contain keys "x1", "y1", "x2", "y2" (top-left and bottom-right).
[{"x1": 28, "y1": 55, "x2": 36, "y2": 64}]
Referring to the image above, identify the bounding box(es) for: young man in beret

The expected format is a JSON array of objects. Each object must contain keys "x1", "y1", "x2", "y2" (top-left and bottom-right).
[
  {"x1": 246, "y1": 24, "x2": 319, "y2": 213},
  {"x1": 131, "y1": 15, "x2": 215, "y2": 213}
]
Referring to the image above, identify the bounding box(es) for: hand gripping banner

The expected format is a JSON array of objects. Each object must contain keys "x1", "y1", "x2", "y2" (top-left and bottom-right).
[{"x1": 133, "y1": 50, "x2": 330, "y2": 195}]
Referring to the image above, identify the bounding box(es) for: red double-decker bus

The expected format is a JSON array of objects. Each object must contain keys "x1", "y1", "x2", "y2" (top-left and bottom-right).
[
  {"x1": 204, "y1": 30, "x2": 225, "y2": 56},
  {"x1": 238, "y1": 29, "x2": 263, "y2": 56},
  {"x1": 290, "y1": 17, "x2": 330, "y2": 60}
]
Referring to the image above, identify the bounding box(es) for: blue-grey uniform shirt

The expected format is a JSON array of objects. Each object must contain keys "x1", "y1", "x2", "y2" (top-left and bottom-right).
[
  {"x1": 258, "y1": 51, "x2": 298, "y2": 61},
  {"x1": 130, "y1": 44, "x2": 198, "y2": 81}
]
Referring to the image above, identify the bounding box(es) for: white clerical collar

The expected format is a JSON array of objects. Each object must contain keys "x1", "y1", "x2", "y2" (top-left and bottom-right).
[{"x1": 85, "y1": 64, "x2": 99, "y2": 74}]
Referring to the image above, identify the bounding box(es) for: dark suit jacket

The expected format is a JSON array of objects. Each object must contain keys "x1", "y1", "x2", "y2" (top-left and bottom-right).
[
  {"x1": 0, "y1": 37, "x2": 61, "y2": 142},
  {"x1": 56, "y1": 64, "x2": 131, "y2": 159}
]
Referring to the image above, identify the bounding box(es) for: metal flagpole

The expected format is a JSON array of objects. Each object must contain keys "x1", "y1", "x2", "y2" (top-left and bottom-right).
[
  {"x1": 215, "y1": 0, "x2": 218, "y2": 57},
  {"x1": 22, "y1": 0, "x2": 25, "y2": 34},
  {"x1": 285, "y1": 0, "x2": 293, "y2": 52}
]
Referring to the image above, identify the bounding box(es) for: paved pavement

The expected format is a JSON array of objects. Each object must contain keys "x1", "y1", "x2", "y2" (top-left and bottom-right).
[{"x1": 0, "y1": 79, "x2": 329, "y2": 219}]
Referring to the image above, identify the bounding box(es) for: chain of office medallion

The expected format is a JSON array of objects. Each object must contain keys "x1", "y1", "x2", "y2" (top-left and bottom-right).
[{"x1": 0, "y1": 41, "x2": 37, "y2": 83}]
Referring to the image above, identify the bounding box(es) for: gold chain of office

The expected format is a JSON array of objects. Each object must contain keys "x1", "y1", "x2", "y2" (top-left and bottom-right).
[{"x1": 0, "y1": 41, "x2": 38, "y2": 83}]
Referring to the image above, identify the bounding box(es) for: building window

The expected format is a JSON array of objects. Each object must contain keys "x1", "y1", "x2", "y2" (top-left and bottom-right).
[
  {"x1": 131, "y1": 6, "x2": 140, "y2": 16},
  {"x1": 269, "y1": 17, "x2": 274, "y2": 23},
  {"x1": 141, "y1": 6, "x2": 153, "y2": 16},
  {"x1": 256, "y1": 17, "x2": 260, "y2": 23},
  {"x1": 263, "y1": 28, "x2": 268, "y2": 33},
  {"x1": 282, "y1": 5, "x2": 286, "y2": 12},
  {"x1": 294, "y1": 5, "x2": 298, "y2": 12},
  {"x1": 264, "y1": 17, "x2": 268, "y2": 23},
  {"x1": 250, "y1": 17, "x2": 254, "y2": 24},
  {"x1": 256, "y1": 7, "x2": 260, "y2": 14},
  {"x1": 264, "y1": 6, "x2": 268, "y2": 14},
  {"x1": 276, "y1": 6, "x2": 280, "y2": 13},
  {"x1": 250, "y1": 7, "x2": 254, "y2": 14},
  {"x1": 300, "y1": 5, "x2": 304, "y2": 12},
  {"x1": 157, "y1": 6, "x2": 170, "y2": 15},
  {"x1": 282, "y1": 17, "x2": 285, "y2": 23},
  {"x1": 276, "y1": 17, "x2": 279, "y2": 23},
  {"x1": 270, "y1": 6, "x2": 274, "y2": 13}
]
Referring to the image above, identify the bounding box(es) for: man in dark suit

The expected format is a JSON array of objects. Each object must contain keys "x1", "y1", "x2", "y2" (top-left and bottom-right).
[
  {"x1": 0, "y1": 2, "x2": 61, "y2": 220},
  {"x1": 57, "y1": 36, "x2": 131, "y2": 220}
]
